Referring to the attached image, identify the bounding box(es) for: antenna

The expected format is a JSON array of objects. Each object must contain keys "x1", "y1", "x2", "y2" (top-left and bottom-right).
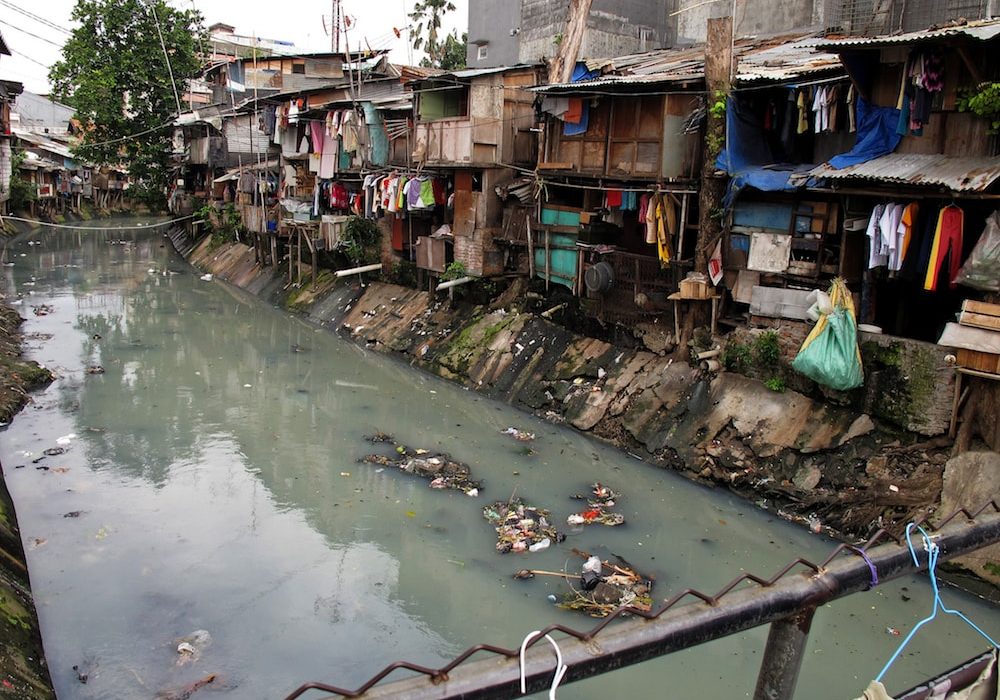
[{"x1": 332, "y1": 0, "x2": 341, "y2": 52}]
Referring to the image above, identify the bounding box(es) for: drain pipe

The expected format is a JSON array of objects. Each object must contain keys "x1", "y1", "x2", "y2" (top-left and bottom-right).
[
  {"x1": 334, "y1": 263, "x2": 382, "y2": 278},
  {"x1": 435, "y1": 276, "x2": 473, "y2": 291}
]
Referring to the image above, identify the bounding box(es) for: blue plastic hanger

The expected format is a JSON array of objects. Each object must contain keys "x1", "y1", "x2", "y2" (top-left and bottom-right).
[{"x1": 875, "y1": 523, "x2": 999, "y2": 683}]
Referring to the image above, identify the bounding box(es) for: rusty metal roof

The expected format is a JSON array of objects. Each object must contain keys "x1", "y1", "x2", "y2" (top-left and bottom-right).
[
  {"x1": 808, "y1": 153, "x2": 1000, "y2": 192},
  {"x1": 817, "y1": 18, "x2": 1000, "y2": 48},
  {"x1": 534, "y1": 34, "x2": 844, "y2": 93}
]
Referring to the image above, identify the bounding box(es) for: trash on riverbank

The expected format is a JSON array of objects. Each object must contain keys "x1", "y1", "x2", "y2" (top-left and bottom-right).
[
  {"x1": 86, "y1": 365, "x2": 105, "y2": 375},
  {"x1": 566, "y1": 483, "x2": 625, "y2": 527},
  {"x1": 501, "y1": 427, "x2": 535, "y2": 441},
  {"x1": 483, "y1": 497, "x2": 564, "y2": 553},
  {"x1": 361, "y1": 437, "x2": 481, "y2": 495}
]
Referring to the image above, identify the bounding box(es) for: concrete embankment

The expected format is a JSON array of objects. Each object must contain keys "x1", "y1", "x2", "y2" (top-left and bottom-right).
[{"x1": 172, "y1": 231, "x2": 1000, "y2": 585}]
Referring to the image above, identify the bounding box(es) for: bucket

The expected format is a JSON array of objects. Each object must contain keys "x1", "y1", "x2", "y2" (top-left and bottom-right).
[{"x1": 584, "y1": 261, "x2": 614, "y2": 293}]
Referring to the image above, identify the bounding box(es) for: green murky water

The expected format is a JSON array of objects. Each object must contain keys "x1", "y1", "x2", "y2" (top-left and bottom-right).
[{"x1": 0, "y1": 221, "x2": 996, "y2": 699}]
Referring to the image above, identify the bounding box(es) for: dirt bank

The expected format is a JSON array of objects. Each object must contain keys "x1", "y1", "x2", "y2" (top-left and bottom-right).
[{"x1": 171, "y1": 231, "x2": 998, "y2": 586}]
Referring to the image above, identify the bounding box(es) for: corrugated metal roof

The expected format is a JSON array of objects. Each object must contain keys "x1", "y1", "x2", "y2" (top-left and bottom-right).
[
  {"x1": 808, "y1": 153, "x2": 1000, "y2": 192},
  {"x1": 817, "y1": 18, "x2": 1000, "y2": 48},
  {"x1": 534, "y1": 34, "x2": 843, "y2": 92}
]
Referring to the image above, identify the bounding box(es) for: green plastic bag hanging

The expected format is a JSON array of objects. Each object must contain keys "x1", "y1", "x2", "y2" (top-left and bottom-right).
[{"x1": 791, "y1": 279, "x2": 864, "y2": 391}]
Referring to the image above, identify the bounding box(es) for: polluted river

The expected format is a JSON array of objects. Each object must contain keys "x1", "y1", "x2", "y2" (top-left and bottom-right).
[{"x1": 1, "y1": 221, "x2": 997, "y2": 700}]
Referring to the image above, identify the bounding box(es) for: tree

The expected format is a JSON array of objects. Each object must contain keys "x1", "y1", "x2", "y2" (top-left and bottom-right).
[
  {"x1": 409, "y1": 0, "x2": 456, "y2": 69},
  {"x1": 49, "y1": 0, "x2": 205, "y2": 208},
  {"x1": 437, "y1": 31, "x2": 468, "y2": 71}
]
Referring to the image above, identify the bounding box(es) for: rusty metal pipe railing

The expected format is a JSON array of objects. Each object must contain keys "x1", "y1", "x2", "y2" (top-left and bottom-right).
[{"x1": 283, "y1": 502, "x2": 1000, "y2": 700}]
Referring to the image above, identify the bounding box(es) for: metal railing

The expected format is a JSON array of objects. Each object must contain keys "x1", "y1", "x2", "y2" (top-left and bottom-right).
[{"x1": 283, "y1": 501, "x2": 1000, "y2": 700}]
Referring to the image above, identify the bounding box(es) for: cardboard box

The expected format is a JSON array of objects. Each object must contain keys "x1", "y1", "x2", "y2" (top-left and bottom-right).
[{"x1": 679, "y1": 277, "x2": 709, "y2": 299}]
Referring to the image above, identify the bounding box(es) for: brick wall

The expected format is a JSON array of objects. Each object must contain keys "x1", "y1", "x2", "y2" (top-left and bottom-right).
[
  {"x1": 748, "y1": 315, "x2": 811, "y2": 363},
  {"x1": 454, "y1": 228, "x2": 503, "y2": 277}
]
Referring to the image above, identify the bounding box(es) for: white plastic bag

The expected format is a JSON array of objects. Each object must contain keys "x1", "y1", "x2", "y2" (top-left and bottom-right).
[{"x1": 955, "y1": 210, "x2": 1000, "y2": 291}]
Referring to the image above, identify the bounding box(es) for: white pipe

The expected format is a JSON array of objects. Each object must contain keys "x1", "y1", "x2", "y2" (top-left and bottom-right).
[
  {"x1": 696, "y1": 348, "x2": 722, "y2": 361},
  {"x1": 435, "y1": 276, "x2": 474, "y2": 291},
  {"x1": 335, "y1": 263, "x2": 382, "y2": 278}
]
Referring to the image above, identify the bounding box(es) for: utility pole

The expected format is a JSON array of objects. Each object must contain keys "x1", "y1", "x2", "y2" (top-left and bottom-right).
[{"x1": 695, "y1": 16, "x2": 732, "y2": 272}]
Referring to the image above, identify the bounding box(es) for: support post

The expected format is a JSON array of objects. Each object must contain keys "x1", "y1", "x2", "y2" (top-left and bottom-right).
[{"x1": 753, "y1": 608, "x2": 816, "y2": 700}]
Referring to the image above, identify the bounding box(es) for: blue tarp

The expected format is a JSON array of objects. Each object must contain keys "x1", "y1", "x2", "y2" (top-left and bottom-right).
[
  {"x1": 717, "y1": 97, "x2": 807, "y2": 205},
  {"x1": 563, "y1": 63, "x2": 600, "y2": 136},
  {"x1": 827, "y1": 98, "x2": 901, "y2": 169}
]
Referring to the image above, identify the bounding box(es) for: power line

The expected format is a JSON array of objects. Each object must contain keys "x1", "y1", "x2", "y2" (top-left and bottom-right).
[
  {"x1": 0, "y1": 0, "x2": 72, "y2": 35},
  {"x1": 10, "y1": 48, "x2": 53, "y2": 70},
  {"x1": 0, "y1": 19, "x2": 64, "y2": 47}
]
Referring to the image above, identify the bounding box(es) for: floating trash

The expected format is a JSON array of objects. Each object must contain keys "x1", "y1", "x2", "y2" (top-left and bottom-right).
[
  {"x1": 483, "y1": 497, "x2": 563, "y2": 554},
  {"x1": 360, "y1": 436, "x2": 481, "y2": 496},
  {"x1": 567, "y1": 483, "x2": 625, "y2": 527},
  {"x1": 85, "y1": 366, "x2": 105, "y2": 375},
  {"x1": 555, "y1": 551, "x2": 654, "y2": 617},
  {"x1": 501, "y1": 427, "x2": 535, "y2": 442}
]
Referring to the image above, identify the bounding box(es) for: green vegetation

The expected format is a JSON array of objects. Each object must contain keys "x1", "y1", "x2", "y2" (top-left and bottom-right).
[
  {"x1": 723, "y1": 330, "x2": 786, "y2": 391},
  {"x1": 442, "y1": 260, "x2": 467, "y2": 281},
  {"x1": 957, "y1": 82, "x2": 1000, "y2": 132},
  {"x1": 409, "y1": 0, "x2": 465, "y2": 69},
  {"x1": 196, "y1": 203, "x2": 243, "y2": 251},
  {"x1": 764, "y1": 376, "x2": 786, "y2": 393},
  {"x1": 8, "y1": 150, "x2": 36, "y2": 212},
  {"x1": 341, "y1": 216, "x2": 381, "y2": 265},
  {"x1": 49, "y1": 0, "x2": 206, "y2": 208}
]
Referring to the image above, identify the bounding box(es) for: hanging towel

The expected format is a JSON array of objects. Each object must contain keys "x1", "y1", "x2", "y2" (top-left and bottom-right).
[
  {"x1": 605, "y1": 189, "x2": 622, "y2": 208},
  {"x1": 645, "y1": 194, "x2": 657, "y2": 244},
  {"x1": 564, "y1": 100, "x2": 590, "y2": 136},
  {"x1": 310, "y1": 121, "x2": 325, "y2": 154},
  {"x1": 564, "y1": 98, "x2": 584, "y2": 124}
]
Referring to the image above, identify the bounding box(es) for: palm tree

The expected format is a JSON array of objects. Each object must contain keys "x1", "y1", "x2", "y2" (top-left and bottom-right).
[{"x1": 409, "y1": 0, "x2": 456, "y2": 68}]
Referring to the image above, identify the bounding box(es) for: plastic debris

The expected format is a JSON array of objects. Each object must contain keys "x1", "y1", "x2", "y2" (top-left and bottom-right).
[
  {"x1": 174, "y1": 630, "x2": 211, "y2": 667},
  {"x1": 567, "y1": 483, "x2": 625, "y2": 527},
  {"x1": 483, "y1": 498, "x2": 564, "y2": 554},
  {"x1": 85, "y1": 365, "x2": 105, "y2": 375},
  {"x1": 555, "y1": 550, "x2": 655, "y2": 617},
  {"x1": 200, "y1": 273, "x2": 213, "y2": 281},
  {"x1": 55, "y1": 434, "x2": 77, "y2": 446},
  {"x1": 361, "y1": 435, "x2": 482, "y2": 496},
  {"x1": 501, "y1": 427, "x2": 535, "y2": 441},
  {"x1": 528, "y1": 538, "x2": 551, "y2": 552}
]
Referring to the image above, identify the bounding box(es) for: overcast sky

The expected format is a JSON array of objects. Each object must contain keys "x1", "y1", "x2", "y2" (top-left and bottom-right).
[{"x1": 0, "y1": 0, "x2": 469, "y2": 94}]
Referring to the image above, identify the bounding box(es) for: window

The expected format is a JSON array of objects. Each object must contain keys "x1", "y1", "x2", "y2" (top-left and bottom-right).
[
  {"x1": 418, "y1": 85, "x2": 470, "y2": 120},
  {"x1": 292, "y1": 62, "x2": 306, "y2": 75},
  {"x1": 477, "y1": 44, "x2": 488, "y2": 61}
]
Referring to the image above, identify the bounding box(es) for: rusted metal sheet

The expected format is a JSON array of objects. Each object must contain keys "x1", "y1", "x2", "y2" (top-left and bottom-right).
[
  {"x1": 535, "y1": 35, "x2": 844, "y2": 93},
  {"x1": 818, "y1": 18, "x2": 1000, "y2": 48},
  {"x1": 808, "y1": 153, "x2": 1000, "y2": 192}
]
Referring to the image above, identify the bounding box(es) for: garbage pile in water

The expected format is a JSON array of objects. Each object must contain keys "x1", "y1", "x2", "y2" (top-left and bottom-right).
[
  {"x1": 566, "y1": 482, "x2": 624, "y2": 527},
  {"x1": 483, "y1": 497, "x2": 565, "y2": 553},
  {"x1": 360, "y1": 433, "x2": 481, "y2": 496},
  {"x1": 514, "y1": 550, "x2": 655, "y2": 617}
]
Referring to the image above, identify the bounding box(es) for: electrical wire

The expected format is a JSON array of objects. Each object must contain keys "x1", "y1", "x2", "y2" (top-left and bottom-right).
[
  {"x1": 0, "y1": 18, "x2": 64, "y2": 47},
  {"x1": 10, "y1": 49, "x2": 52, "y2": 70},
  {"x1": 0, "y1": 215, "x2": 195, "y2": 230},
  {"x1": 0, "y1": 0, "x2": 72, "y2": 35}
]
